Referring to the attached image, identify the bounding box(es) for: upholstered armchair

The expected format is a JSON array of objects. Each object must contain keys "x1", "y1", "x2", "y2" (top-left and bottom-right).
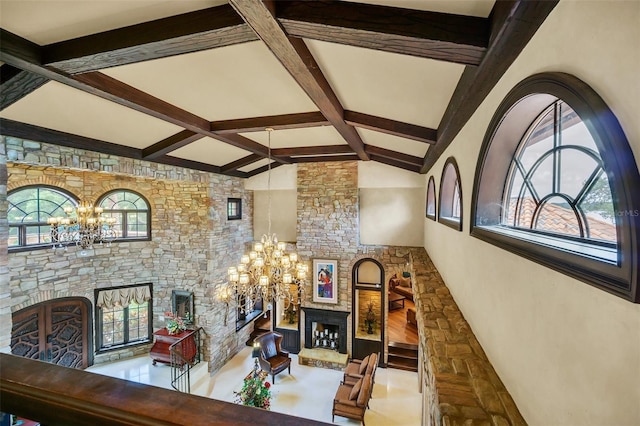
[
  {"x1": 343, "y1": 352, "x2": 378, "y2": 387},
  {"x1": 253, "y1": 331, "x2": 291, "y2": 383},
  {"x1": 332, "y1": 374, "x2": 373, "y2": 425}
]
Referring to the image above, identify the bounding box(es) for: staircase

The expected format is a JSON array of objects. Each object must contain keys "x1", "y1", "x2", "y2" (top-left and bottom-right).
[
  {"x1": 387, "y1": 342, "x2": 418, "y2": 372},
  {"x1": 246, "y1": 314, "x2": 271, "y2": 346}
]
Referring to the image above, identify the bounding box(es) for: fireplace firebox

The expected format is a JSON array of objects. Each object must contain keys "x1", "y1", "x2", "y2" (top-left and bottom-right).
[{"x1": 302, "y1": 308, "x2": 349, "y2": 354}]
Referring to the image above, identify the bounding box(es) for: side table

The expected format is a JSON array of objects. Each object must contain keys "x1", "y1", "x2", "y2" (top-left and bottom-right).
[{"x1": 149, "y1": 329, "x2": 196, "y2": 366}]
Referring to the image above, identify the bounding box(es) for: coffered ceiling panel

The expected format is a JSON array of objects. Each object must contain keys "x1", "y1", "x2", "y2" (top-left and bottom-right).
[
  {"x1": 101, "y1": 41, "x2": 319, "y2": 121},
  {"x1": 240, "y1": 126, "x2": 346, "y2": 148},
  {"x1": 0, "y1": 81, "x2": 181, "y2": 149},
  {"x1": 305, "y1": 39, "x2": 464, "y2": 129}
]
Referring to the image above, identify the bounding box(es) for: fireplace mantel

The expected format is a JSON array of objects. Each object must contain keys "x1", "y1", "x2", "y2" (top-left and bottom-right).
[{"x1": 302, "y1": 308, "x2": 349, "y2": 354}]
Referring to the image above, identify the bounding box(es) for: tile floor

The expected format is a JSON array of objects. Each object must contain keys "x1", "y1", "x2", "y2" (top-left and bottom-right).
[{"x1": 87, "y1": 347, "x2": 422, "y2": 425}]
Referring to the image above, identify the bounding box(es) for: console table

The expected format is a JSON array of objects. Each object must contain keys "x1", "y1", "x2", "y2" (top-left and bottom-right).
[{"x1": 150, "y1": 329, "x2": 197, "y2": 366}]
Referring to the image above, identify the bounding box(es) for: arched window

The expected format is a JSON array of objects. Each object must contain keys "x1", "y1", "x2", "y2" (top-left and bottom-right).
[
  {"x1": 8, "y1": 185, "x2": 78, "y2": 249},
  {"x1": 97, "y1": 190, "x2": 151, "y2": 240},
  {"x1": 438, "y1": 157, "x2": 462, "y2": 231},
  {"x1": 472, "y1": 73, "x2": 640, "y2": 302},
  {"x1": 426, "y1": 176, "x2": 437, "y2": 220}
]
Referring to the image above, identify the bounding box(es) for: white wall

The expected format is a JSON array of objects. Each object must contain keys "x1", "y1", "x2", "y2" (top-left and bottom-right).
[
  {"x1": 359, "y1": 162, "x2": 425, "y2": 246},
  {"x1": 424, "y1": 2, "x2": 640, "y2": 425}
]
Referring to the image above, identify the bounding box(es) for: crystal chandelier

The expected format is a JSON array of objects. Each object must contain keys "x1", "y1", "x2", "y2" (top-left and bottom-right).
[
  {"x1": 227, "y1": 128, "x2": 307, "y2": 315},
  {"x1": 48, "y1": 201, "x2": 117, "y2": 251}
]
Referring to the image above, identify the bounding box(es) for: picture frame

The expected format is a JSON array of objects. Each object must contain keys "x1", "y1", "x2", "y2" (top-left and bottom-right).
[{"x1": 312, "y1": 259, "x2": 338, "y2": 304}]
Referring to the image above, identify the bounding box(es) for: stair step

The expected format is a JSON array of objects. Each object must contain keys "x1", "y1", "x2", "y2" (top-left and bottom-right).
[
  {"x1": 387, "y1": 355, "x2": 418, "y2": 372},
  {"x1": 387, "y1": 362, "x2": 418, "y2": 372}
]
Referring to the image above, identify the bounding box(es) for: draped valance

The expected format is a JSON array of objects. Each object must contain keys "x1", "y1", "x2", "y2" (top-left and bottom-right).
[{"x1": 96, "y1": 285, "x2": 151, "y2": 309}]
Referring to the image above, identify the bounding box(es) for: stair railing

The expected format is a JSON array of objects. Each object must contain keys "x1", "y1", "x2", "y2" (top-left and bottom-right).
[{"x1": 170, "y1": 327, "x2": 204, "y2": 393}]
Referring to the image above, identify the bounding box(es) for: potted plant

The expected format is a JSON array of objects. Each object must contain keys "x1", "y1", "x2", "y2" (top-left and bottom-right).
[
  {"x1": 284, "y1": 305, "x2": 297, "y2": 324},
  {"x1": 164, "y1": 311, "x2": 186, "y2": 335},
  {"x1": 364, "y1": 301, "x2": 376, "y2": 334}
]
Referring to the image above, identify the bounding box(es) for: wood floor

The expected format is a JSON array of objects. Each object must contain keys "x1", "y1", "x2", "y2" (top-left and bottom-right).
[{"x1": 387, "y1": 297, "x2": 418, "y2": 345}]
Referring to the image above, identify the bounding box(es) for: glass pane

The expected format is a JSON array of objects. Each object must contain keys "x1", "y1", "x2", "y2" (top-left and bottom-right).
[
  {"x1": 579, "y1": 174, "x2": 617, "y2": 243},
  {"x1": 534, "y1": 196, "x2": 581, "y2": 237},
  {"x1": 8, "y1": 227, "x2": 19, "y2": 247},
  {"x1": 25, "y1": 225, "x2": 49, "y2": 245},
  {"x1": 427, "y1": 183, "x2": 436, "y2": 215},
  {"x1": 510, "y1": 188, "x2": 536, "y2": 229},
  {"x1": 452, "y1": 179, "x2": 461, "y2": 219},
  {"x1": 558, "y1": 150, "x2": 599, "y2": 199},
  {"x1": 529, "y1": 154, "x2": 553, "y2": 199},
  {"x1": 520, "y1": 108, "x2": 555, "y2": 170}
]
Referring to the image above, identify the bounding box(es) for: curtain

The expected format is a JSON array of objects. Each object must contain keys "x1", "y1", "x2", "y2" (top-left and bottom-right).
[{"x1": 96, "y1": 285, "x2": 151, "y2": 308}]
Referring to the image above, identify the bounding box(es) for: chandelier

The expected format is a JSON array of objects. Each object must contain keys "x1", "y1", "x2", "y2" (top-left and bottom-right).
[
  {"x1": 47, "y1": 201, "x2": 117, "y2": 251},
  {"x1": 227, "y1": 128, "x2": 307, "y2": 316}
]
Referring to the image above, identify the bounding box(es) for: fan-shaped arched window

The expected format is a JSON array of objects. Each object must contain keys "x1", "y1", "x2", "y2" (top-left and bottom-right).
[
  {"x1": 97, "y1": 190, "x2": 151, "y2": 240},
  {"x1": 8, "y1": 185, "x2": 78, "y2": 249},
  {"x1": 438, "y1": 158, "x2": 462, "y2": 231},
  {"x1": 472, "y1": 73, "x2": 640, "y2": 302},
  {"x1": 426, "y1": 176, "x2": 437, "y2": 220}
]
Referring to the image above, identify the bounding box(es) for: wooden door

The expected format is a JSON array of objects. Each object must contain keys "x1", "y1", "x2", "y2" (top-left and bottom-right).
[{"x1": 11, "y1": 298, "x2": 93, "y2": 369}]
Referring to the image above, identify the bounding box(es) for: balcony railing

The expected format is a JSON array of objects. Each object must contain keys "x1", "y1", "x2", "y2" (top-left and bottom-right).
[{"x1": 0, "y1": 353, "x2": 328, "y2": 426}]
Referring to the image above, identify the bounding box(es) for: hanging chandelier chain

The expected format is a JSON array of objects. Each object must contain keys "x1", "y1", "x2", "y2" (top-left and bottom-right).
[
  {"x1": 266, "y1": 127, "x2": 273, "y2": 236},
  {"x1": 227, "y1": 127, "x2": 307, "y2": 316}
]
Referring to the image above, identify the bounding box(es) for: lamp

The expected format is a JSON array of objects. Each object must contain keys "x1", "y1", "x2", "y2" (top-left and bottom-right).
[
  {"x1": 227, "y1": 128, "x2": 307, "y2": 316},
  {"x1": 252, "y1": 341, "x2": 261, "y2": 373},
  {"x1": 48, "y1": 200, "x2": 117, "y2": 252}
]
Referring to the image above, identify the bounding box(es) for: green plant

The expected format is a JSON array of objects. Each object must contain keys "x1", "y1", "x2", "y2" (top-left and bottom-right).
[{"x1": 234, "y1": 372, "x2": 271, "y2": 409}]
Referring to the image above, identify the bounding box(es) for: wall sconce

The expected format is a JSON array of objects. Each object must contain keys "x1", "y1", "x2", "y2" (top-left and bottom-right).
[{"x1": 220, "y1": 285, "x2": 232, "y2": 326}]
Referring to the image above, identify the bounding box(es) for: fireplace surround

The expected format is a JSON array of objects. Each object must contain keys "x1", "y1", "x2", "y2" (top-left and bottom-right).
[{"x1": 302, "y1": 308, "x2": 349, "y2": 354}]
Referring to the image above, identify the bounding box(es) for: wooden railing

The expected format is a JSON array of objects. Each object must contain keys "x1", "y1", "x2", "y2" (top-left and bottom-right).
[
  {"x1": 170, "y1": 327, "x2": 203, "y2": 393},
  {"x1": 0, "y1": 353, "x2": 328, "y2": 426}
]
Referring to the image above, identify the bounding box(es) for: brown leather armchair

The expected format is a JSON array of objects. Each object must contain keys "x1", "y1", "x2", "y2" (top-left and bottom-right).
[{"x1": 253, "y1": 331, "x2": 291, "y2": 383}]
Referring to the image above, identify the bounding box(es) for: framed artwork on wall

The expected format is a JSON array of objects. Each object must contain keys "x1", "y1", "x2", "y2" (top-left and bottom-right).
[{"x1": 312, "y1": 259, "x2": 338, "y2": 304}]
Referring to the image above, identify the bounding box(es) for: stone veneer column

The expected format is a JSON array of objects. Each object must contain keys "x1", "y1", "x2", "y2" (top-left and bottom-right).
[
  {"x1": 0, "y1": 140, "x2": 10, "y2": 352},
  {"x1": 296, "y1": 162, "x2": 359, "y2": 313}
]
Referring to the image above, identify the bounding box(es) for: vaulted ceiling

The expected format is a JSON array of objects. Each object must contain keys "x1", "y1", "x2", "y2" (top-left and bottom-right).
[{"x1": 0, "y1": 0, "x2": 558, "y2": 178}]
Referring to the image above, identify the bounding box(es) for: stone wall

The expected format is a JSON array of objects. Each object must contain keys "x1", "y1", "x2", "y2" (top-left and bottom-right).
[
  {"x1": 410, "y1": 248, "x2": 526, "y2": 425},
  {"x1": 1, "y1": 136, "x2": 253, "y2": 371}
]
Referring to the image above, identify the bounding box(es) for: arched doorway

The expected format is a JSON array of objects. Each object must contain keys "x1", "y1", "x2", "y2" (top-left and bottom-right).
[
  {"x1": 11, "y1": 297, "x2": 93, "y2": 369},
  {"x1": 351, "y1": 258, "x2": 385, "y2": 363}
]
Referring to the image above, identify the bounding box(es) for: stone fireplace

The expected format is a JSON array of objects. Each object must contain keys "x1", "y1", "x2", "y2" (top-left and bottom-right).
[{"x1": 302, "y1": 308, "x2": 349, "y2": 354}]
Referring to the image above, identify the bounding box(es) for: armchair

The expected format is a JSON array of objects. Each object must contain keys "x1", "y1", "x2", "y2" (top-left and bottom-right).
[
  {"x1": 332, "y1": 374, "x2": 373, "y2": 425},
  {"x1": 343, "y1": 352, "x2": 378, "y2": 392},
  {"x1": 253, "y1": 331, "x2": 291, "y2": 383}
]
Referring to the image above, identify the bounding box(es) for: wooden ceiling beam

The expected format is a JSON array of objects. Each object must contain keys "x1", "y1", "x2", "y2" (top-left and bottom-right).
[
  {"x1": 229, "y1": 0, "x2": 369, "y2": 161},
  {"x1": 277, "y1": 1, "x2": 488, "y2": 66},
  {"x1": 271, "y1": 145, "x2": 353, "y2": 157},
  {"x1": 421, "y1": 0, "x2": 559, "y2": 173},
  {"x1": 369, "y1": 153, "x2": 422, "y2": 173},
  {"x1": 220, "y1": 153, "x2": 264, "y2": 172},
  {"x1": 211, "y1": 111, "x2": 329, "y2": 133},
  {"x1": 344, "y1": 110, "x2": 436, "y2": 144},
  {"x1": 0, "y1": 29, "x2": 293, "y2": 163},
  {"x1": 0, "y1": 118, "x2": 250, "y2": 177},
  {"x1": 294, "y1": 154, "x2": 360, "y2": 164},
  {"x1": 42, "y1": 4, "x2": 258, "y2": 74},
  {"x1": 142, "y1": 130, "x2": 204, "y2": 160},
  {"x1": 364, "y1": 145, "x2": 423, "y2": 167},
  {"x1": 1, "y1": 64, "x2": 49, "y2": 111}
]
